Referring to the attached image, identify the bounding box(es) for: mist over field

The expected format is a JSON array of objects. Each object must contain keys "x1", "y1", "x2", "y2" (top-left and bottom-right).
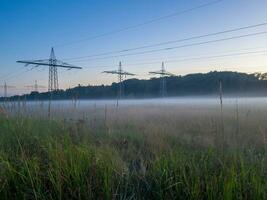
[
  {"x1": 1, "y1": 96, "x2": 267, "y2": 199},
  {"x1": 3, "y1": 96, "x2": 267, "y2": 117}
]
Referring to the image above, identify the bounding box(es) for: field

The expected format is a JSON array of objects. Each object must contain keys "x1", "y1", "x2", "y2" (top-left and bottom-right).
[{"x1": 0, "y1": 98, "x2": 267, "y2": 199}]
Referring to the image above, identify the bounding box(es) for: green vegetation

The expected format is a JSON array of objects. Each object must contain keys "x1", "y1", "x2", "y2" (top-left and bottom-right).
[
  {"x1": 0, "y1": 102, "x2": 266, "y2": 199},
  {"x1": 3, "y1": 71, "x2": 267, "y2": 101}
]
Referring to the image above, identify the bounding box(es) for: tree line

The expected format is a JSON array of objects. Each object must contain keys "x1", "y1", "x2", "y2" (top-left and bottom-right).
[{"x1": 2, "y1": 71, "x2": 267, "y2": 101}]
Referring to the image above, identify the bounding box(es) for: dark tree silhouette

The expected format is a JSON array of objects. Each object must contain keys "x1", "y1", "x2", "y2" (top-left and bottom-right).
[{"x1": 2, "y1": 71, "x2": 267, "y2": 101}]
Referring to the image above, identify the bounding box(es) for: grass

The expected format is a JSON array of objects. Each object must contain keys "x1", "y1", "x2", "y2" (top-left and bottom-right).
[{"x1": 0, "y1": 100, "x2": 267, "y2": 199}]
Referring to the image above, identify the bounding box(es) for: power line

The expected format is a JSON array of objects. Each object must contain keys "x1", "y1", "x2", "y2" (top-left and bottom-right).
[
  {"x1": 55, "y1": 0, "x2": 223, "y2": 47},
  {"x1": 4, "y1": 68, "x2": 34, "y2": 81},
  {"x1": 0, "y1": 66, "x2": 26, "y2": 80},
  {"x1": 66, "y1": 49, "x2": 267, "y2": 70},
  {"x1": 64, "y1": 22, "x2": 267, "y2": 61},
  {"x1": 134, "y1": 49, "x2": 267, "y2": 66},
  {"x1": 66, "y1": 30, "x2": 267, "y2": 62},
  {"x1": 124, "y1": 45, "x2": 267, "y2": 63},
  {"x1": 103, "y1": 46, "x2": 267, "y2": 67},
  {"x1": 68, "y1": 45, "x2": 267, "y2": 64}
]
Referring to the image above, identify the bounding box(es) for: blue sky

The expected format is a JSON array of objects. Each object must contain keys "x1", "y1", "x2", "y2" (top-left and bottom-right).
[{"x1": 1, "y1": 0, "x2": 267, "y2": 95}]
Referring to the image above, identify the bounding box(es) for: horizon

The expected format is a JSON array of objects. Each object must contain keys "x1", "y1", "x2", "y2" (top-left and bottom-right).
[
  {"x1": 1, "y1": 70, "x2": 263, "y2": 93},
  {"x1": 2, "y1": 70, "x2": 266, "y2": 101},
  {"x1": 1, "y1": 0, "x2": 267, "y2": 96}
]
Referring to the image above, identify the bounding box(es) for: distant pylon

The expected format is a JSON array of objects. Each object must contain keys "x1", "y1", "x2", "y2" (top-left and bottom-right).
[
  {"x1": 102, "y1": 61, "x2": 135, "y2": 105},
  {"x1": 149, "y1": 62, "x2": 174, "y2": 97},
  {"x1": 25, "y1": 80, "x2": 46, "y2": 92},
  {"x1": 0, "y1": 82, "x2": 15, "y2": 98},
  {"x1": 118, "y1": 62, "x2": 123, "y2": 98},
  {"x1": 17, "y1": 47, "x2": 82, "y2": 92}
]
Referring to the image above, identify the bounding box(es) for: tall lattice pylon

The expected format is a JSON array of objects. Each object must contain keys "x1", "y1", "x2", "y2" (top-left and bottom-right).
[
  {"x1": 149, "y1": 62, "x2": 174, "y2": 97},
  {"x1": 49, "y1": 48, "x2": 58, "y2": 91},
  {"x1": 17, "y1": 47, "x2": 82, "y2": 92},
  {"x1": 102, "y1": 61, "x2": 135, "y2": 105}
]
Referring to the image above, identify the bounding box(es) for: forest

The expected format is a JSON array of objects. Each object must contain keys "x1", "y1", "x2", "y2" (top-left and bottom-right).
[{"x1": 2, "y1": 71, "x2": 267, "y2": 101}]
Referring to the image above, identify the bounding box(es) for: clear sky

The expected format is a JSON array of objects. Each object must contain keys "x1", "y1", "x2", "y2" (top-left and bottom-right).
[{"x1": 1, "y1": 0, "x2": 267, "y2": 96}]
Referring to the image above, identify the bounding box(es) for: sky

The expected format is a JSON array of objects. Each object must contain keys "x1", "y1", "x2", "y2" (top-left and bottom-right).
[{"x1": 1, "y1": 0, "x2": 267, "y2": 96}]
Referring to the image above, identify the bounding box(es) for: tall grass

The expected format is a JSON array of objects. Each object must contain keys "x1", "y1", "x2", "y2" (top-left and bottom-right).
[{"x1": 0, "y1": 100, "x2": 266, "y2": 199}]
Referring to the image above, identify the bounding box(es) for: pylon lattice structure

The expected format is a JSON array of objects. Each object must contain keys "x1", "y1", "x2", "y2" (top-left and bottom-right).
[
  {"x1": 149, "y1": 62, "x2": 174, "y2": 97},
  {"x1": 49, "y1": 48, "x2": 58, "y2": 91},
  {"x1": 0, "y1": 82, "x2": 15, "y2": 98},
  {"x1": 25, "y1": 80, "x2": 46, "y2": 92},
  {"x1": 102, "y1": 61, "x2": 135, "y2": 104},
  {"x1": 17, "y1": 48, "x2": 82, "y2": 92}
]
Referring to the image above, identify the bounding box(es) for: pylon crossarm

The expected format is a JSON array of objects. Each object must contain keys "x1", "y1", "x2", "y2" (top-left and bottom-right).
[
  {"x1": 56, "y1": 60, "x2": 82, "y2": 69},
  {"x1": 121, "y1": 72, "x2": 135, "y2": 76},
  {"x1": 102, "y1": 70, "x2": 135, "y2": 76},
  {"x1": 17, "y1": 60, "x2": 82, "y2": 69},
  {"x1": 149, "y1": 71, "x2": 166, "y2": 75},
  {"x1": 102, "y1": 70, "x2": 120, "y2": 74},
  {"x1": 149, "y1": 71, "x2": 175, "y2": 76}
]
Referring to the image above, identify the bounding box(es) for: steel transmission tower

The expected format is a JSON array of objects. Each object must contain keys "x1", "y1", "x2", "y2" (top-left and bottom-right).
[
  {"x1": 49, "y1": 48, "x2": 58, "y2": 91},
  {"x1": 17, "y1": 48, "x2": 82, "y2": 92},
  {"x1": 102, "y1": 61, "x2": 135, "y2": 105},
  {"x1": 149, "y1": 62, "x2": 174, "y2": 97},
  {"x1": 0, "y1": 82, "x2": 15, "y2": 98},
  {"x1": 25, "y1": 80, "x2": 46, "y2": 92}
]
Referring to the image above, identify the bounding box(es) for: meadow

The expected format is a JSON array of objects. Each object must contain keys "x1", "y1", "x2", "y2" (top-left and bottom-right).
[{"x1": 0, "y1": 98, "x2": 266, "y2": 199}]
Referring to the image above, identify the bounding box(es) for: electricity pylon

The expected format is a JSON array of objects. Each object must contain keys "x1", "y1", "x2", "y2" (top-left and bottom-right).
[
  {"x1": 0, "y1": 82, "x2": 15, "y2": 98},
  {"x1": 149, "y1": 62, "x2": 174, "y2": 97},
  {"x1": 17, "y1": 47, "x2": 82, "y2": 92},
  {"x1": 25, "y1": 80, "x2": 46, "y2": 92},
  {"x1": 102, "y1": 61, "x2": 135, "y2": 106}
]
